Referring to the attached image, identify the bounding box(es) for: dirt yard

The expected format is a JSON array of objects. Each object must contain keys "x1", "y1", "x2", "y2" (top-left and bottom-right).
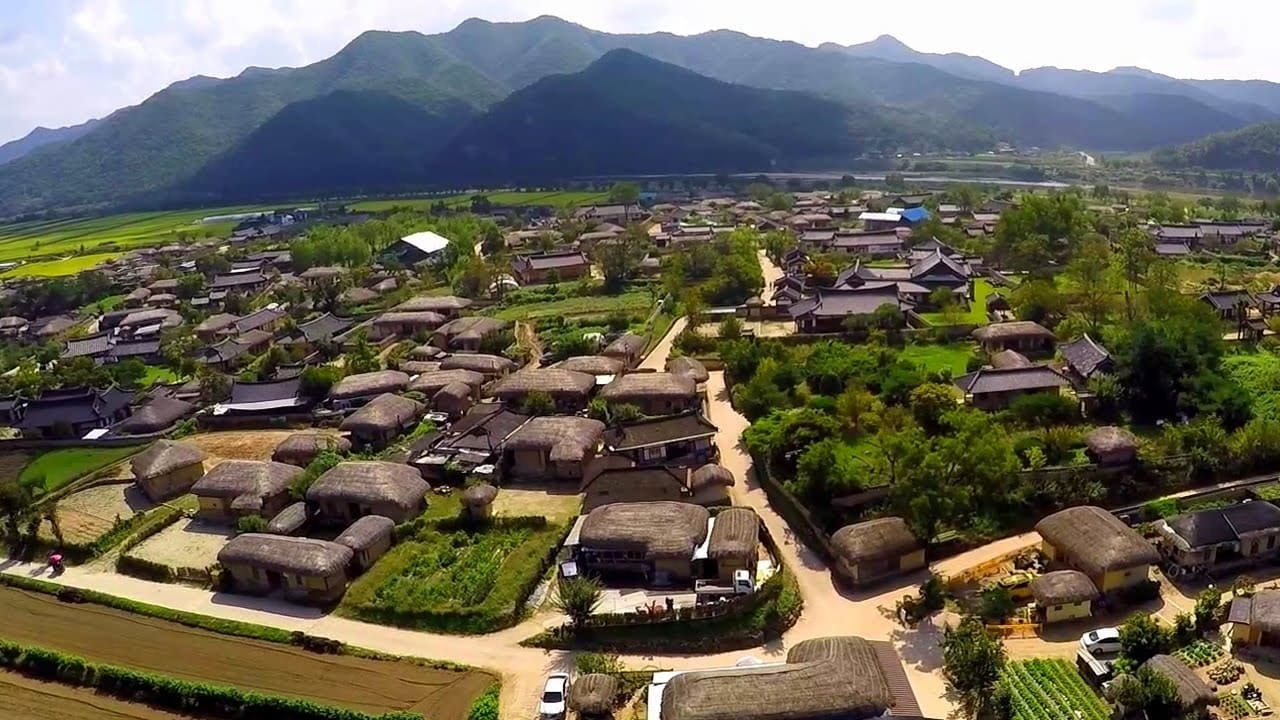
[
  {"x1": 1, "y1": 671, "x2": 198, "y2": 720},
  {"x1": 0, "y1": 586, "x2": 495, "y2": 720},
  {"x1": 42, "y1": 482, "x2": 153, "y2": 545},
  {"x1": 491, "y1": 484, "x2": 581, "y2": 522},
  {"x1": 184, "y1": 430, "x2": 313, "y2": 464},
  {"x1": 124, "y1": 517, "x2": 232, "y2": 571}
]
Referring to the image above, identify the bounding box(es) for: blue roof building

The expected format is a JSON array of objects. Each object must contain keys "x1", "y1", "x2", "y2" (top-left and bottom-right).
[{"x1": 899, "y1": 207, "x2": 931, "y2": 225}]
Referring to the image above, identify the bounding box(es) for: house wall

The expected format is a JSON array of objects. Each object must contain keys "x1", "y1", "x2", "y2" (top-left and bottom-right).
[
  {"x1": 196, "y1": 495, "x2": 233, "y2": 522},
  {"x1": 1100, "y1": 565, "x2": 1150, "y2": 593},
  {"x1": 352, "y1": 535, "x2": 392, "y2": 573},
  {"x1": 615, "y1": 395, "x2": 698, "y2": 416},
  {"x1": 137, "y1": 464, "x2": 205, "y2": 503},
  {"x1": 899, "y1": 548, "x2": 927, "y2": 573},
  {"x1": 715, "y1": 555, "x2": 752, "y2": 582},
  {"x1": 652, "y1": 556, "x2": 694, "y2": 584},
  {"x1": 316, "y1": 497, "x2": 423, "y2": 526},
  {"x1": 1043, "y1": 600, "x2": 1092, "y2": 624}
]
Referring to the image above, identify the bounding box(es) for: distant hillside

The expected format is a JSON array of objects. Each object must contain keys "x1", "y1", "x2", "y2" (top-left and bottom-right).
[
  {"x1": 181, "y1": 91, "x2": 476, "y2": 202},
  {"x1": 824, "y1": 34, "x2": 1015, "y2": 84},
  {"x1": 1154, "y1": 122, "x2": 1280, "y2": 171},
  {"x1": 0, "y1": 118, "x2": 101, "y2": 166},
  {"x1": 430, "y1": 50, "x2": 887, "y2": 181},
  {"x1": 1090, "y1": 93, "x2": 1251, "y2": 146}
]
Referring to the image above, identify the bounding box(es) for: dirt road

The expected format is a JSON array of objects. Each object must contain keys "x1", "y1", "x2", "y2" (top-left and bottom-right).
[
  {"x1": 637, "y1": 316, "x2": 686, "y2": 372},
  {"x1": 757, "y1": 249, "x2": 784, "y2": 302}
]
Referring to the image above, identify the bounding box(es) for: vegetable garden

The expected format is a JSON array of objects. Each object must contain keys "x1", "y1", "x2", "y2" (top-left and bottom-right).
[{"x1": 1001, "y1": 659, "x2": 1109, "y2": 720}]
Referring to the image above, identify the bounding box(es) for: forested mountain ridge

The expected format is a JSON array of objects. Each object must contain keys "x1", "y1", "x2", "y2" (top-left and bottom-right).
[{"x1": 1154, "y1": 123, "x2": 1280, "y2": 171}]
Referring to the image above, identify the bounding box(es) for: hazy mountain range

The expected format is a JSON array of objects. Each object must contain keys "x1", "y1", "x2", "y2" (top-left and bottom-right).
[{"x1": 3, "y1": 16, "x2": 1280, "y2": 216}]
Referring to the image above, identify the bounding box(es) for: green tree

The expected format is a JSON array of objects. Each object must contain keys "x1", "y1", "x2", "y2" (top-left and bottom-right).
[
  {"x1": 1118, "y1": 612, "x2": 1171, "y2": 666},
  {"x1": 942, "y1": 616, "x2": 1006, "y2": 720},
  {"x1": 520, "y1": 391, "x2": 556, "y2": 416},
  {"x1": 909, "y1": 383, "x2": 958, "y2": 433},
  {"x1": 1063, "y1": 233, "x2": 1116, "y2": 332},
  {"x1": 553, "y1": 576, "x2": 603, "y2": 630},
  {"x1": 765, "y1": 192, "x2": 795, "y2": 211},
  {"x1": 594, "y1": 224, "x2": 648, "y2": 293},
  {"x1": 1194, "y1": 588, "x2": 1222, "y2": 634},
  {"x1": 345, "y1": 331, "x2": 380, "y2": 374},
  {"x1": 1108, "y1": 666, "x2": 1181, "y2": 719}
]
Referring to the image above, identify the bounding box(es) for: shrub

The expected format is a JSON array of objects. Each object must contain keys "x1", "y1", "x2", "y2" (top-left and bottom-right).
[
  {"x1": 1008, "y1": 393, "x2": 1079, "y2": 427},
  {"x1": 552, "y1": 576, "x2": 604, "y2": 629},
  {"x1": 116, "y1": 555, "x2": 176, "y2": 583},
  {"x1": 466, "y1": 684, "x2": 500, "y2": 720},
  {"x1": 236, "y1": 515, "x2": 268, "y2": 534}
]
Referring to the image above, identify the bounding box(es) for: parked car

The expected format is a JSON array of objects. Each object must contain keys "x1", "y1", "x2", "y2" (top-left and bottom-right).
[
  {"x1": 1080, "y1": 627, "x2": 1122, "y2": 655},
  {"x1": 539, "y1": 673, "x2": 570, "y2": 720}
]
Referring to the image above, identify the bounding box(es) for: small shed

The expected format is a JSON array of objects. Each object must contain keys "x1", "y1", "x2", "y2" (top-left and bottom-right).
[
  {"x1": 1029, "y1": 570, "x2": 1099, "y2": 623},
  {"x1": 667, "y1": 356, "x2": 709, "y2": 385},
  {"x1": 432, "y1": 382, "x2": 475, "y2": 419},
  {"x1": 334, "y1": 514, "x2": 395, "y2": 572},
  {"x1": 830, "y1": 517, "x2": 924, "y2": 587},
  {"x1": 1083, "y1": 426, "x2": 1139, "y2": 466},
  {"x1": 266, "y1": 501, "x2": 309, "y2": 536},
  {"x1": 339, "y1": 393, "x2": 423, "y2": 449},
  {"x1": 568, "y1": 674, "x2": 620, "y2": 719},
  {"x1": 707, "y1": 507, "x2": 760, "y2": 581},
  {"x1": 689, "y1": 463, "x2": 734, "y2": 506},
  {"x1": 218, "y1": 534, "x2": 352, "y2": 604},
  {"x1": 130, "y1": 440, "x2": 207, "y2": 502},
  {"x1": 461, "y1": 482, "x2": 499, "y2": 520}
]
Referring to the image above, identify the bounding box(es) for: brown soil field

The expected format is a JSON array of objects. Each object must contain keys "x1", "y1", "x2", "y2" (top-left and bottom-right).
[
  {"x1": 0, "y1": 671, "x2": 198, "y2": 720},
  {"x1": 0, "y1": 586, "x2": 494, "y2": 720},
  {"x1": 491, "y1": 483, "x2": 581, "y2": 523},
  {"x1": 43, "y1": 482, "x2": 153, "y2": 544},
  {"x1": 184, "y1": 430, "x2": 305, "y2": 463},
  {"x1": 125, "y1": 517, "x2": 231, "y2": 570}
]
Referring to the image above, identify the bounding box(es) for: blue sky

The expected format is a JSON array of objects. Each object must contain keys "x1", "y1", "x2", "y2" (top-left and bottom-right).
[{"x1": 0, "y1": 0, "x2": 1272, "y2": 144}]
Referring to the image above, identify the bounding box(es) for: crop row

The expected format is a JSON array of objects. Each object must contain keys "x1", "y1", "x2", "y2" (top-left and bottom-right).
[{"x1": 1001, "y1": 659, "x2": 1110, "y2": 720}]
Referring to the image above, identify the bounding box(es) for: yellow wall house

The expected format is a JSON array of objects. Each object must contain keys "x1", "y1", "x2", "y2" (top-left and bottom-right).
[
  {"x1": 1229, "y1": 590, "x2": 1280, "y2": 649},
  {"x1": 1035, "y1": 506, "x2": 1159, "y2": 595},
  {"x1": 830, "y1": 517, "x2": 926, "y2": 587},
  {"x1": 1030, "y1": 570, "x2": 1100, "y2": 624}
]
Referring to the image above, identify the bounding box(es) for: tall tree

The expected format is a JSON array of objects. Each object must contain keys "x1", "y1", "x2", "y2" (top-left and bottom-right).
[
  {"x1": 942, "y1": 616, "x2": 1006, "y2": 720},
  {"x1": 1063, "y1": 233, "x2": 1116, "y2": 333}
]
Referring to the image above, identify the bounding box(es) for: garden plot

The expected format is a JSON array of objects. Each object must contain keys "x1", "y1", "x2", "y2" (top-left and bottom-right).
[
  {"x1": 42, "y1": 482, "x2": 152, "y2": 545},
  {"x1": 185, "y1": 430, "x2": 302, "y2": 463},
  {"x1": 490, "y1": 484, "x2": 581, "y2": 523},
  {"x1": 124, "y1": 517, "x2": 233, "y2": 572},
  {"x1": 1, "y1": 671, "x2": 191, "y2": 720},
  {"x1": 1001, "y1": 658, "x2": 1109, "y2": 720}
]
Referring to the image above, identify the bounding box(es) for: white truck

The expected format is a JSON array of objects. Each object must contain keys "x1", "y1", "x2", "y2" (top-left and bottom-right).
[{"x1": 694, "y1": 570, "x2": 755, "y2": 602}]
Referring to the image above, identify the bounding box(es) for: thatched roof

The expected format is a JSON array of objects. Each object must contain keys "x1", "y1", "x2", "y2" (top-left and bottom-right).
[
  {"x1": 192, "y1": 460, "x2": 302, "y2": 512},
  {"x1": 1029, "y1": 570, "x2": 1099, "y2": 606},
  {"x1": 194, "y1": 313, "x2": 238, "y2": 334},
  {"x1": 328, "y1": 370, "x2": 409, "y2": 400},
  {"x1": 568, "y1": 674, "x2": 620, "y2": 716},
  {"x1": 505, "y1": 416, "x2": 605, "y2": 462},
  {"x1": 1036, "y1": 506, "x2": 1158, "y2": 576},
  {"x1": 267, "y1": 502, "x2": 308, "y2": 535},
  {"x1": 690, "y1": 464, "x2": 734, "y2": 493},
  {"x1": 1139, "y1": 655, "x2": 1215, "y2": 709},
  {"x1": 461, "y1": 482, "x2": 498, "y2": 508},
  {"x1": 972, "y1": 321, "x2": 1054, "y2": 342},
  {"x1": 667, "y1": 356, "x2": 709, "y2": 384},
  {"x1": 1084, "y1": 426, "x2": 1138, "y2": 461},
  {"x1": 340, "y1": 393, "x2": 423, "y2": 433},
  {"x1": 1249, "y1": 589, "x2": 1280, "y2": 635},
  {"x1": 989, "y1": 349, "x2": 1032, "y2": 369},
  {"x1": 372, "y1": 311, "x2": 446, "y2": 329},
  {"x1": 492, "y1": 368, "x2": 596, "y2": 399},
  {"x1": 334, "y1": 514, "x2": 395, "y2": 551},
  {"x1": 409, "y1": 344, "x2": 445, "y2": 360},
  {"x1": 439, "y1": 354, "x2": 518, "y2": 376},
  {"x1": 831, "y1": 517, "x2": 919, "y2": 567},
  {"x1": 396, "y1": 295, "x2": 473, "y2": 314},
  {"x1": 709, "y1": 507, "x2": 759, "y2": 561},
  {"x1": 308, "y1": 461, "x2": 429, "y2": 510},
  {"x1": 599, "y1": 372, "x2": 696, "y2": 402},
  {"x1": 433, "y1": 382, "x2": 473, "y2": 403},
  {"x1": 603, "y1": 333, "x2": 645, "y2": 357},
  {"x1": 114, "y1": 396, "x2": 196, "y2": 434},
  {"x1": 434, "y1": 317, "x2": 508, "y2": 345},
  {"x1": 271, "y1": 432, "x2": 352, "y2": 467},
  {"x1": 131, "y1": 440, "x2": 206, "y2": 480},
  {"x1": 660, "y1": 636, "x2": 893, "y2": 720},
  {"x1": 399, "y1": 361, "x2": 442, "y2": 375},
  {"x1": 408, "y1": 369, "x2": 485, "y2": 395},
  {"x1": 218, "y1": 533, "x2": 351, "y2": 577},
  {"x1": 579, "y1": 501, "x2": 709, "y2": 559},
  {"x1": 555, "y1": 355, "x2": 625, "y2": 376}
]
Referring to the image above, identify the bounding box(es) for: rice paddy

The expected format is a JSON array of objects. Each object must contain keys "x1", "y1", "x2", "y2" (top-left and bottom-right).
[{"x1": 352, "y1": 190, "x2": 609, "y2": 212}]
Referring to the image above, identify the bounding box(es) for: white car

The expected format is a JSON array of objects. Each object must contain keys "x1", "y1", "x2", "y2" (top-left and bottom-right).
[
  {"x1": 538, "y1": 673, "x2": 570, "y2": 720},
  {"x1": 1080, "y1": 627, "x2": 1122, "y2": 656}
]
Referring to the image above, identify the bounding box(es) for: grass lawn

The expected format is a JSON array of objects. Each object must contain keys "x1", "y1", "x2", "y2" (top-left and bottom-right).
[
  {"x1": 139, "y1": 365, "x2": 180, "y2": 388},
  {"x1": 340, "y1": 519, "x2": 564, "y2": 634},
  {"x1": 18, "y1": 446, "x2": 141, "y2": 494},
  {"x1": 82, "y1": 294, "x2": 126, "y2": 315},
  {"x1": 3, "y1": 253, "x2": 122, "y2": 278},
  {"x1": 489, "y1": 291, "x2": 652, "y2": 321},
  {"x1": 1223, "y1": 349, "x2": 1280, "y2": 420},
  {"x1": 919, "y1": 279, "x2": 1001, "y2": 326},
  {"x1": 900, "y1": 342, "x2": 976, "y2": 376}
]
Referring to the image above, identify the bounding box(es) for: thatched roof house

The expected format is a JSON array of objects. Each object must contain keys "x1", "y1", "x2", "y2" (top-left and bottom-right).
[
  {"x1": 131, "y1": 440, "x2": 206, "y2": 481},
  {"x1": 114, "y1": 395, "x2": 196, "y2": 434},
  {"x1": 989, "y1": 349, "x2": 1032, "y2": 369},
  {"x1": 554, "y1": 355, "x2": 625, "y2": 377},
  {"x1": 1036, "y1": 506, "x2": 1158, "y2": 592},
  {"x1": 218, "y1": 533, "x2": 351, "y2": 603},
  {"x1": 1230, "y1": 589, "x2": 1280, "y2": 648},
  {"x1": 690, "y1": 464, "x2": 734, "y2": 494},
  {"x1": 659, "y1": 636, "x2": 895, "y2": 720},
  {"x1": 339, "y1": 393, "x2": 423, "y2": 448},
  {"x1": 1084, "y1": 426, "x2": 1139, "y2": 466},
  {"x1": 335, "y1": 514, "x2": 395, "y2": 554},
  {"x1": 491, "y1": 368, "x2": 596, "y2": 411},
  {"x1": 267, "y1": 501, "x2": 308, "y2": 535},
  {"x1": 598, "y1": 372, "x2": 697, "y2": 415},
  {"x1": 192, "y1": 460, "x2": 302, "y2": 520},
  {"x1": 439, "y1": 353, "x2": 518, "y2": 377},
  {"x1": 579, "y1": 501, "x2": 709, "y2": 560},
  {"x1": 432, "y1": 382, "x2": 475, "y2": 418},
  {"x1": 409, "y1": 344, "x2": 445, "y2": 360},
  {"x1": 831, "y1": 517, "x2": 924, "y2": 587},
  {"x1": 568, "y1": 674, "x2": 620, "y2": 717},
  {"x1": 307, "y1": 461, "x2": 429, "y2": 524},
  {"x1": 398, "y1": 360, "x2": 442, "y2": 375},
  {"x1": 1138, "y1": 655, "x2": 1215, "y2": 711},
  {"x1": 708, "y1": 507, "x2": 759, "y2": 565},
  {"x1": 395, "y1": 295, "x2": 473, "y2": 316},
  {"x1": 1030, "y1": 570, "x2": 1099, "y2": 607},
  {"x1": 408, "y1": 368, "x2": 485, "y2": 396},
  {"x1": 972, "y1": 320, "x2": 1055, "y2": 353},
  {"x1": 505, "y1": 416, "x2": 605, "y2": 480},
  {"x1": 667, "y1": 356, "x2": 709, "y2": 384},
  {"x1": 602, "y1": 333, "x2": 646, "y2": 367},
  {"x1": 271, "y1": 432, "x2": 352, "y2": 467},
  {"x1": 432, "y1": 316, "x2": 508, "y2": 352},
  {"x1": 327, "y1": 370, "x2": 410, "y2": 403}
]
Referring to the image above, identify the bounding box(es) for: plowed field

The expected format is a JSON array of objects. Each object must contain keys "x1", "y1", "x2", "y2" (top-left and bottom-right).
[
  {"x1": 0, "y1": 586, "x2": 493, "y2": 720},
  {"x1": 0, "y1": 671, "x2": 197, "y2": 720}
]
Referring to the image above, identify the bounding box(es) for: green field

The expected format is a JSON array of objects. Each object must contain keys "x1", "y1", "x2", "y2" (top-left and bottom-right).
[
  {"x1": 489, "y1": 290, "x2": 652, "y2": 321},
  {"x1": 0, "y1": 205, "x2": 279, "y2": 277},
  {"x1": 352, "y1": 190, "x2": 609, "y2": 213},
  {"x1": 140, "y1": 366, "x2": 179, "y2": 388},
  {"x1": 19, "y1": 446, "x2": 141, "y2": 494},
  {"x1": 920, "y1": 279, "x2": 1002, "y2": 326},
  {"x1": 2, "y1": 252, "x2": 123, "y2": 279},
  {"x1": 900, "y1": 342, "x2": 976, "y2": 376}
]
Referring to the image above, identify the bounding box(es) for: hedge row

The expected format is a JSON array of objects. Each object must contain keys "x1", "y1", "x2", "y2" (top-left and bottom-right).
[
  {"x1": 466, "y1": 684, "x2": 500, "y2": 720},
  {"x1": 522, "y1": 563, "x2": 804, "y2": 654},
  {"x1": 0, "y1": 640, "x2": 422, "y2": 720}
]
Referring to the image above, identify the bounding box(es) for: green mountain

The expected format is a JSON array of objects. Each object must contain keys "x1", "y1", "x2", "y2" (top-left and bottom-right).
[
  {"x1": 0, "y1": 118, "x2": 102, "y2": 166},
  {"x1": 1153, "y1": 122, "x2": 1280, "y2": 171},
  {"x1": 180, "y1": 91, "x2": 476, "y2": 203},
  {"x1": 430, "y1": 49, "x2": 891, "y2": 181}
]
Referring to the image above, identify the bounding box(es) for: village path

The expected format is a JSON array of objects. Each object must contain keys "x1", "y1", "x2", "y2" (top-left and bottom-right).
[
  {"x1": 756, "y1": 249, "x2": 784, "y2": 302},
  {"x1": 637, "y1": 316, "x2": 687, "y2": 372}
]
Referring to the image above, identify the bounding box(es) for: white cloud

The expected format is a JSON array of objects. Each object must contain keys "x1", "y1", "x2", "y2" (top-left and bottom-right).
[{"x1": 2, "y1": 0, "x2": 1280, "y2": 143}]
